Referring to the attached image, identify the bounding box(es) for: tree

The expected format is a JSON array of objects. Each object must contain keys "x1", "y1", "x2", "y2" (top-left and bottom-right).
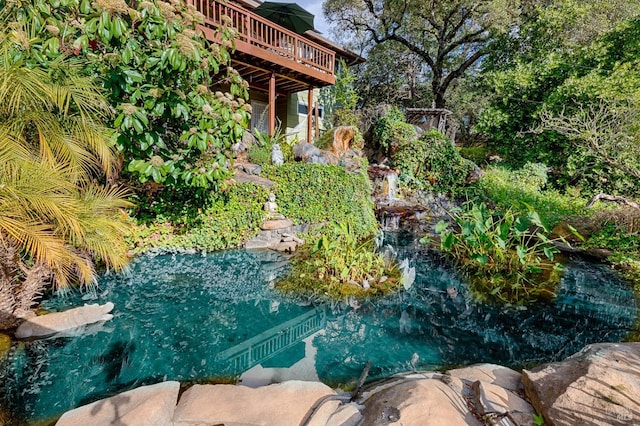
[
  {"x1": 4, "y1": 0, "x2": 250, "y2": 192},
  {"x1": 0, "y1": 33, "x2": 130, "y2": 328},
  {"x1": 324, "y1": 0, "x2": 520, "y2": 108},
  {"x1": 477, "y1": 2, "x2": 640, "y2": 194}
]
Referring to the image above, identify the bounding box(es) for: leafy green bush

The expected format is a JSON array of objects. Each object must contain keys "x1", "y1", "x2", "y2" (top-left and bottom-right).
[
  {"x1": 372, "y1": 106, "x2": 417, "y2": 156},
  {"x1": 433, "y1": 202, "x2": 567, "y2": 304},
  {"x1": 6, "y1": 0, "x2": 249, "y2": 191},
  {"x1": 126, "y1": 183, "x2": 268, "y2": 253},
  {"x1": 262, "y1": 163, "x2": 377, "y2": 238},
  {"x1": 248, "y1": 145, "x2": 272, "y2": 165},
  {"x1": 458, "y1": 146, "x2": 492, "y2": 165},
  {"x1": 393, "y1": 130, "x2": 474, "y2": 194},
  {"x1": 513, "y1": 162, "x2": 549, "y2": 190},
  {"x1": 468, "y1": 165, "x2": 588, "y2": 228},
  {"x1": 277, "y1": 222, "x2": 399, "y2": 300}
]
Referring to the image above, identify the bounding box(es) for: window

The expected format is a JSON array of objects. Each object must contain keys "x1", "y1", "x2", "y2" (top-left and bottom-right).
[
  {"x1": 251, "y1": 100, "x2": 269, "y2": 133},
  {"x1": 297, "y1": 102, "x2": 324, "y2": 119}
]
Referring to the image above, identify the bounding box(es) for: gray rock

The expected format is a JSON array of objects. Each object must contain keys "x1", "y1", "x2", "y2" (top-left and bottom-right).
[
  {"x1": 56, "y1": 381, "x2": 179, "y2": 426},
  {"x1": 294, "y1": 141, "x2": 321, "y2": 162},
  {"x1": 523, "y1": 342, "x2": 640, "y2": 426},
  {"x1": 16, "y1": 303, "x2": 114, "y2": 339},
  {"x1": 325, "y1": 403, "x2": 363, "y2": 426}
]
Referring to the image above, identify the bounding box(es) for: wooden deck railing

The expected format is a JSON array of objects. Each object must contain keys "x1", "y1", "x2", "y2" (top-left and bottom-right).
[{"x1": 189, "y1": 0, "x2": 335, "y2": 76}]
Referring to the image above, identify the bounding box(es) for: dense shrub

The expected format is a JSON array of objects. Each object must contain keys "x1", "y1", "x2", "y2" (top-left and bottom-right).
[
  {"x1": 393, "y1": 130, "x2": 474, "y2": 194},
  {"x1": 278, "y1": 221, "x2": 400, "y2": 300},
  {"x1": 125, "y1": 183, "x2": 268, "y2": 253},
  {"x1": 5, "y1": 0, "x2": 249, "y2": 192},
  {"x1": 262, "y1": 163, "x2": 377, "y2": 238},
  {"x1": 468, "y1": 165, "x2": 588, "y2": 228},
  {"x1": 372, "y1": 106, "x2": 417, "y2": 156}
]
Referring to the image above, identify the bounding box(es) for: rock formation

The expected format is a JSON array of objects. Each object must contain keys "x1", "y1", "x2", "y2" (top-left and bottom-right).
[
  {"x1": 523, "y1": 342, "x2": 640, "y2": 426},
  {"x1": 52, "y1": 343, "x2": 640, "y2": 426},
  {"x1": 15, "y1": 302, "x2": 115, "y2": 339}
]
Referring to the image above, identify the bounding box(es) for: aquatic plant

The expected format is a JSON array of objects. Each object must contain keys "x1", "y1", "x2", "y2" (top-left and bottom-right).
[
  {"x1": 432, "y1": 202, "x2": 574, "y2": 304},
  {"x1": 278, "y1": 221, "x2": 400, "y2": 300}
]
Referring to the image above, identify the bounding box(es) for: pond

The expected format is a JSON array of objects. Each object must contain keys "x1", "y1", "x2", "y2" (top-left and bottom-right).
[{"x1": 0, "y1": 232, "x2": 637, "y2": 424}]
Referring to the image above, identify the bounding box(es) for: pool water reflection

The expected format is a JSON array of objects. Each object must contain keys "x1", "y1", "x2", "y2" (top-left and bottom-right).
[{"x1": 0, "y1": 232, "x2": 637, "y2": 424}]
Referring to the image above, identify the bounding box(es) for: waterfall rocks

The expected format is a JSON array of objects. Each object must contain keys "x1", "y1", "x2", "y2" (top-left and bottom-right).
[
  {"x1": 523, "y1": 342, "x2": 640, "y2": 426},
  {"x1": 15, "y1": 302, "x2": 115, "y2": 339}
]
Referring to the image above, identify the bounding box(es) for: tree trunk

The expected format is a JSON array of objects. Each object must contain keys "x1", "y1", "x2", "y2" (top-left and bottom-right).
[
  {"x1": 586, "y1": 193, "x2": 640, "y2": 211},
  {"x1": 0, "y1": 240, "x2": 51, "y2": 329}
]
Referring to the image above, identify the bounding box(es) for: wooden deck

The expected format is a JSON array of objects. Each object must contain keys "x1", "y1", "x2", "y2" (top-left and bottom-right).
[{"x1": 190, "y1": 0, "x2": 336, "y2": 93}]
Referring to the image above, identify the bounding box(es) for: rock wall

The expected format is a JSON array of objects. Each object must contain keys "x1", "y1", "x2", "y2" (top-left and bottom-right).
[{"x1": 53, "y1": 343, "x2": 640, "y2": 426}]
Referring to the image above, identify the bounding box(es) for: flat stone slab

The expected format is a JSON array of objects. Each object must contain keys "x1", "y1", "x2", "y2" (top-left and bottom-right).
[
  {"x1": 56, "y1": 381, "x2": 179, "y2": 426},
  {"x1": 448, "y1": 363, "x2": 522, "y2": 391},
  {"x1": 523, "y1": 342, "x2": 640, "y2": 426},
  {"x1": 261, "y1": 219, "x2": 293, "y2": 230},
  {"x1": 472, "y1": 380, "x2": 534, "y2": 416},
  {"x1": 172, "y1": 381, "x2": 338, "y2": 426},
  {"x1": 16, "y1": 303, "x2": 114, "y2": 339},
  {"x1": 361, "y1": 378, "x2": 481, "y2": 426}
]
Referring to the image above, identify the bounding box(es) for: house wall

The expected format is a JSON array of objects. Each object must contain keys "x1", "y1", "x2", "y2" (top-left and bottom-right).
[{"x1": 284, "y1": 89, "x2": 327, "y2": 143}]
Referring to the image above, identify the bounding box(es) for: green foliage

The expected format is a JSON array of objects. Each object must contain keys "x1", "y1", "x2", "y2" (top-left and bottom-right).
[
  {"x1": 457, "y1": 146, "x2": 492, "y2": 165},
  {"x1": 324, "y1": 0, "x2": 519, "y2": 108},
  {"x1": 435, "y1": 202, "x2": 566, "y2": 304},
  {"x1": 334, "y1": 59, "x2": 359, "y2": 112},
  {"x1": 393, "y1": 130, "x2": 474, "y2": 194},
  {"x1": 4, "y1": 0, "x2": 250, "y2": 192},
  {"x1": 533, "y1": 413, "x2": 545, "y2": 426},
  {"x1": 468, "y1": 165, "x2": 589, "y2": 228},
  {"x1": 277, "y1": 221, "x2": 400, "y2": 300},
  {"x1": 478, "y1": 5, "x2": 640, "y2": 195},
  {"x1": 0, "y1": 29, "x2": 130, "y2": 325},
  {"x1": 372, "y1": 107, "x2": 417, "y2": 155},
  {"x1": 247, "y1": 145, "x2": 272, "y2": 166},
  {"x1": 125, "y1": 183, "x2": 268, "y2": 254},
  {"x1": 262, "y1": 163, "x2": 377, "y2": 238},
  {"x1": 248, "y1": 126, "x2": 292, "y2": 165}
]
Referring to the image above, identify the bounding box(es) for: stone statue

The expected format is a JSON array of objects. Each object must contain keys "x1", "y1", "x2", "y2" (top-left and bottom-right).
[
  {"x1": 264, "y1": 193, "x2": 284, "y2": 219},
  {"x1": 271, "y1": 143, "x2": 284, "y2": 166}
]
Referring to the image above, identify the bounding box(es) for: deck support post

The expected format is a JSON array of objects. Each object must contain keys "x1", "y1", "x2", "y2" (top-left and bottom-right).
[
  {"x1": 307, "y1": 86, "x2": 313, "y2": 142},
  {"x1": 314, "y1": 100, "x2": 319, "y2": 141},
  {"x1": 269, "y1": 72, "x2": 276, "y2": 136}
]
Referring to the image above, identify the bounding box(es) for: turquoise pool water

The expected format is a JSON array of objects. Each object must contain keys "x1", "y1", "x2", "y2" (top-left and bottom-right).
[{"x1": 0, "y1": 232, "x2": 637, "y2": 424}]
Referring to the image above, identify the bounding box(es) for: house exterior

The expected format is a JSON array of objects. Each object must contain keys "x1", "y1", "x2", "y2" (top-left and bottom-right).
[{"x1": 187, "y1": 0, "x2": 362, "y2": 142}]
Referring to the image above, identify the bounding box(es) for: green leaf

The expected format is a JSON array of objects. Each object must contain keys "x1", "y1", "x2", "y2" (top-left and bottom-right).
[
  {"x1": 435, "y1": 220, "x2": 449, "y2": 234},
  {"x1": 516, "y1": 245, "x2": 527, "y2": 264},
  {"x1": 471, "y1": 253, "x2": 488, "y2": 265}
]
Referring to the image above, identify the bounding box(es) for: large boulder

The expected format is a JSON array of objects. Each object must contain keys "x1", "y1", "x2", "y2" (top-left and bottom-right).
[
  {"x1": 330, "y1": 126, "x2": 356, "y2": 156},
  {"x1": 361, "y1": 378, "x2": 481, "y2": 426},
  {"x1": 172, "y1": 381, "x2": 340, "y2": 426},
  {"x1": 293, "y1": 141, "x2": 321, "y2": 162},
  {"x1": 16, "y1": 302, "x2": 114, "y2": 339},
  {"x1": 448, "y1": 363, "x2": 523, "y2": 391},
  {"x1": 523, "y1": 342, "x2": 640, "y2": 426},
  {"x1": 56, "y1": 381, "x2": 180, "y2": 426}
]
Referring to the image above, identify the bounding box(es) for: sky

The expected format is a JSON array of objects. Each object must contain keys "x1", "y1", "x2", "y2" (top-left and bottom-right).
[{"x1": 295, "y1": 0, "x2": 332, "y2": 38}]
